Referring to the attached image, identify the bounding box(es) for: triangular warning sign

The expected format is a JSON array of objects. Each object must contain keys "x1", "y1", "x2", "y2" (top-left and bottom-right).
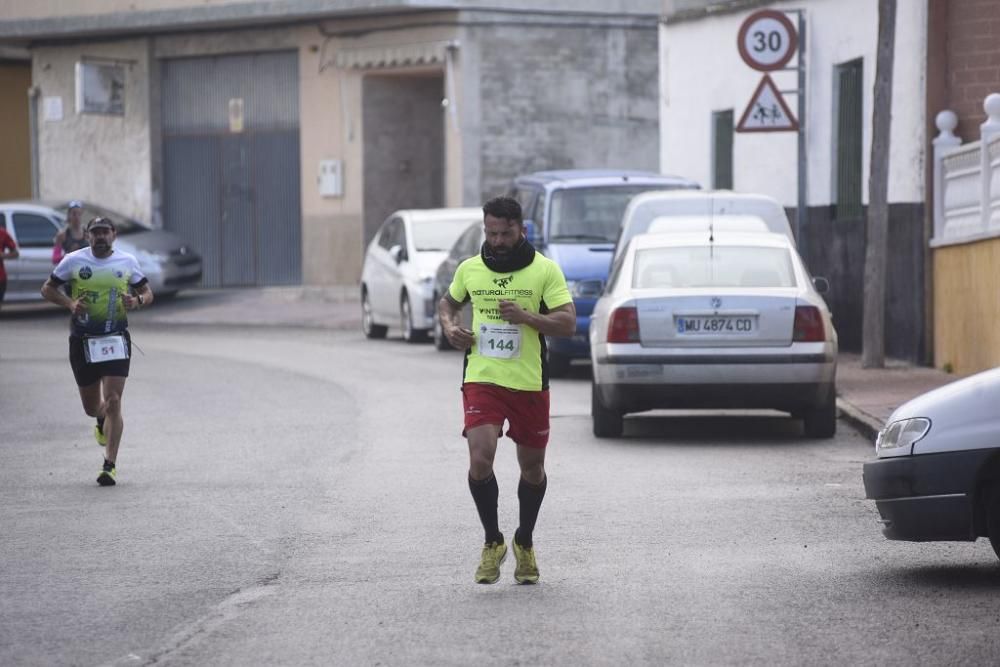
[{"x1": 736, "y1": 74, "x2": 799, "y2": 133}]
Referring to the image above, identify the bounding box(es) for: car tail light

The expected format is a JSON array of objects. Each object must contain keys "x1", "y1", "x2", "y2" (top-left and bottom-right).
[
  {"x1": 607, "y1": 306, "x2": 640, "y2": 343},
  {"x1": 793, "y1": 306, "x2": 825, "y2": 342}
]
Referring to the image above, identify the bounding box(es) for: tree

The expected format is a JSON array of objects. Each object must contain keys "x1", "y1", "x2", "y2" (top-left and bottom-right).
[{"x1": 862, "y1": 0, "x2": 896, "y2": 368}]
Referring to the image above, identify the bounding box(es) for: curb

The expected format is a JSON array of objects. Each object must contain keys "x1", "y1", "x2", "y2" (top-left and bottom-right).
[{"x1": 836, "y1": 398, "x2": 882, "y2": 443}]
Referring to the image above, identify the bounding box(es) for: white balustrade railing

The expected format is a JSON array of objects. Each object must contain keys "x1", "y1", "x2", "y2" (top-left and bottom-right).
[{"x1": 932, "y1": 93, "x2": 1000, "y2": 247}]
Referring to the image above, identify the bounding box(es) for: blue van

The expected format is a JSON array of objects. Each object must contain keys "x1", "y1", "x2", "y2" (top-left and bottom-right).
[{"x1": 507, "y1": 170, "x2": 699, "y2": 375}]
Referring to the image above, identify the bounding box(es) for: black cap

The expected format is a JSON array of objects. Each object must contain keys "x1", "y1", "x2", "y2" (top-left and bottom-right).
[{"x1": 86, "y1": 217, "x2": 115, "y2": 232}]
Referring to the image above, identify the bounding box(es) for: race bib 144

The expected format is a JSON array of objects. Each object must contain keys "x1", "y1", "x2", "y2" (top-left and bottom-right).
[{"x1": 478, "y1": 324, "x2": 521, "y2": 359}]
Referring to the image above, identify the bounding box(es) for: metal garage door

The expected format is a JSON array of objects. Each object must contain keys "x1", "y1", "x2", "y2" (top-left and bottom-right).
[{"x1": 162, "y1": 51, "x2": 301, "y2": 287}]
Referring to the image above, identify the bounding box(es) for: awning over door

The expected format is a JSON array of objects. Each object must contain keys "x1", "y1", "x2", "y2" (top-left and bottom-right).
[{"x1": 334, "y1": 40, "x2": 456, "y2": 69}]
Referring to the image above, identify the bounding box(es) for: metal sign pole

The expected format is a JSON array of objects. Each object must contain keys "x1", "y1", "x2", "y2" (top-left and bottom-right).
[
  {"x1": 735, "y1": 8, "x2": 806, "y2": 240},
  {"x1": 796, "y1": 11, "x2": 807, "y2": 243}
]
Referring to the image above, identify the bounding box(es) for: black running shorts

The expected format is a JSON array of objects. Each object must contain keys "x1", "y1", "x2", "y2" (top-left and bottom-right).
[{"x1": 69, "y1": 331, "x2": 132, "y2": 387}]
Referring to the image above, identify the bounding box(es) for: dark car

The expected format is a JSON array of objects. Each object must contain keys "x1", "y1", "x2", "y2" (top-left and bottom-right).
[{"x1": 431, "y1": 221, "x2": 484, "y2": 350}]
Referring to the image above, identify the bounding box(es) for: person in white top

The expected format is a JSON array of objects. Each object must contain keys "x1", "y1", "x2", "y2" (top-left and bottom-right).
[{"x1": 41, "y1": 217, "x2": 154, "y2": 486}]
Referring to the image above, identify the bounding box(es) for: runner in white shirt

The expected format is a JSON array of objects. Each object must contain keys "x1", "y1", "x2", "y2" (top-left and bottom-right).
[{"x1": 41, "y1": 216, "x2": 154, "y2": 486}]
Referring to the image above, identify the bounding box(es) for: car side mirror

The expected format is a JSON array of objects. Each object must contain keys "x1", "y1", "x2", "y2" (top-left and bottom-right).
[
  {"x1": 812, "y1": 276, "x2": 830, "y2": 294},
  {"x1": 389, "y1": 245, "x2": 406, "y2": 264}
]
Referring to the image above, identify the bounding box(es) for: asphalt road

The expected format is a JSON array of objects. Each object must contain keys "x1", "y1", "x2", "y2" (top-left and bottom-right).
[{"x1": 2, "y1": 315, "x2": 1000, "y2": 666}]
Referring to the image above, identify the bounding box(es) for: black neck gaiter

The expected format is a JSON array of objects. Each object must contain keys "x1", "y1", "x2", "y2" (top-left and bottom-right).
[{"x1": 480, "y1": 238, "x2": 536, "y2": 273}]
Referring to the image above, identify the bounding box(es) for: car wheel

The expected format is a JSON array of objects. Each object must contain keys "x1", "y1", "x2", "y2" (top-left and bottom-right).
[
  {"x1": 401, "y1": 293, "x2": 428, "y2": 343},
  {"x1": 987, "y1": 486, "x2": 1000, "y2": 561},
  {"x1": 362, "y1": 288, "x2": 387, "y2": 339},
  {"x1": 548, "y1": 351, "x2": 571, "y2": 378},
  {"x1": 592, "y1": 382, "x2": 624, "y2": 438},
  {"x1": 802, "y1": 391, "x2": 836, "y2": 439}
]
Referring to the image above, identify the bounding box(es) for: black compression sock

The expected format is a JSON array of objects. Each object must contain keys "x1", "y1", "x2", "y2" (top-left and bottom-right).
[
  {"x1": 516, "y1": 475, "x2": 548, "y2": 548},
  {"x1": 96, "y1": 416, "x2": 105, "y2": 432},
  {"x1": 468, "y1": 473, "x2": 503, "y2": 545},
  {"x1": 103, "y1": 459, "x2": 115, "y2": 471}
]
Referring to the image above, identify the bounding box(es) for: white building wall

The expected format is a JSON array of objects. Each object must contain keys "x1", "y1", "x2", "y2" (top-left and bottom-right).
[
  {"x1": 33, "y1": 39, "x2": 152, "y2": 221},
  {"x1": 660, "y1": 0, "x2": 926, "y2": 207}
]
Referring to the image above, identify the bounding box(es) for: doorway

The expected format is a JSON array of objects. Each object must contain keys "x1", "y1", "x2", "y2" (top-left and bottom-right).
[{"x1": 362, "y1": 73, "x2": 445, "y2": 248}]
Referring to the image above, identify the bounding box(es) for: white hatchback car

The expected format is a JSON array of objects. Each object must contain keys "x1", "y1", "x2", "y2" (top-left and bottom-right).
[
  {"x1": 590, "y1": 231, "x2": 838, "y2": 438},
  {"x1": 863, "y1": 368, "x2": 1000, "y2": 559},
  {"x1": 361, "y1": 208, "x2": 481, "y2": 342}
]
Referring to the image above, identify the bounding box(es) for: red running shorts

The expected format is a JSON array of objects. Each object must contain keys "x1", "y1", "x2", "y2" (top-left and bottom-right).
[{"x1": 462, "y1": 382, "x2": 551, "y2": 449}]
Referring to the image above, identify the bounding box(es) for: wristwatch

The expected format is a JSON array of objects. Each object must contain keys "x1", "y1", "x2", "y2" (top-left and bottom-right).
[{"x1": 137, "y1": 294, "x2": 144, "y2": 307}]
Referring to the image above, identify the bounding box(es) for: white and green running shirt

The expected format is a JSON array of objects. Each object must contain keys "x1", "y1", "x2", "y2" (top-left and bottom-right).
[
  {"x1": 52, "y1": 247, "x2": 147, "y2": 337},
  {"x1": 448, "y1": 253, "x2": 572, "y2": 391}
]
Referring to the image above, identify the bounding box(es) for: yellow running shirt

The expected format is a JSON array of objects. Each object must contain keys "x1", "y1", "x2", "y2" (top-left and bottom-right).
[
  {"x1": 52, "y1": 247, "x2": 147, "y2": 337},
  {"x1": 449, "y1": 253, "x2": 572, "y2": 391}
]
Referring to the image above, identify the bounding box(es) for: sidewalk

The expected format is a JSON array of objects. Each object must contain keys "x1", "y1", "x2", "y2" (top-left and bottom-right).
[
  {"x1": 4, "y1": 286, "x2": 958, "y2": 440},
  {"x1": 835, "y1": 352, "x2": 955, "y2": 442},
  {"x1": 131, "y1": 285, "x2": 363, "y2": 331}
]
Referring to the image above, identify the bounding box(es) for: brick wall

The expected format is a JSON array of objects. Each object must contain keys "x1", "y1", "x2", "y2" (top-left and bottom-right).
[
  {"x1": 474, "y1": 23, "x2": 660, "y2": 198},
  {"x1": 942, "y1": 0, "x2": 1000, "y2": 141}
]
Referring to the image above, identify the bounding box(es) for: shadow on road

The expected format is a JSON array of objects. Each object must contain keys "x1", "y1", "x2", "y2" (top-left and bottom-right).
[
  {"x1": 874, "y1": 562, "x2": 1000, "y2": 590},
  {"x1": 550, "y1": 361, "x2": 848, "y2": 445},
  {"x1": 620, "y1": 413, "x2": 811, "y2": 445}
]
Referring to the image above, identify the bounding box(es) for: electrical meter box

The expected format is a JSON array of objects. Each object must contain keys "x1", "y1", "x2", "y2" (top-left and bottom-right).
[{"x1": 319, "y1": 159, "x2": 343, "y2": 197}]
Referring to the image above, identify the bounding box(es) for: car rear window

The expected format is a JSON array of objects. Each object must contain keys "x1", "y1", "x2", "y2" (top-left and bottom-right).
[
  {"x1": 647, "y1": 214, "x2": 771, "y2": 235},
  {"x1": 633, "y1": 246, "x2": 796, "y2": 289},
  {"x1": 550, "y1": 186, "x2": 676, "y2": 243},
  {"x1": 413, "y1": 219, "x2": 479, "y2": 251},
  {"x1": 54, "y1": 203, "x2": 147, "y2": 235}
]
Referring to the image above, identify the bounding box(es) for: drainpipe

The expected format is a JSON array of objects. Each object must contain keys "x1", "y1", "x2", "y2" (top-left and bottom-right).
[{"x1": 27, "y1": 85, "x2": 40, "y2": 199}]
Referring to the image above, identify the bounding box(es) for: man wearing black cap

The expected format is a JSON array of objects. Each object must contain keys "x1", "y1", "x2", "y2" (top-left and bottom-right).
[{"x1": 41, "y1": 217, "x2": 154, "y2": 486}]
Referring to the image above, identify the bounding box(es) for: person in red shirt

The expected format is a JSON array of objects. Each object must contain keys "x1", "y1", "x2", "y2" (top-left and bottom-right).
[{"x1": 0, "y1": 226, "x2": 20, "y2": 310}]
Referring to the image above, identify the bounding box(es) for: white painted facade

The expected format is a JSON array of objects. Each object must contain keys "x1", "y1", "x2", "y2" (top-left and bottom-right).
[
  {"x1": 659, "y1": 0, "x2": 928, "y2": 207},
  {"x1": 33, "y1": 39, "x2": 153, "y2": 220}
]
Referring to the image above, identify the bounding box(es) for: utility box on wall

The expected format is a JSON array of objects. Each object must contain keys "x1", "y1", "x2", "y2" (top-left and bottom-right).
[{"x1": 319, "y1": 159, "x2": 343, "y2": 197}]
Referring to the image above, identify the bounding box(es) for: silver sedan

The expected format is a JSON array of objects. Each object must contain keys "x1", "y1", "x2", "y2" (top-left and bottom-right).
[
  {"x1": 0, "y1": 200, "x2": 202, "y2": 301},
  {"x1": 590, "y1": 231, "x2": 838, "y2": 438}
]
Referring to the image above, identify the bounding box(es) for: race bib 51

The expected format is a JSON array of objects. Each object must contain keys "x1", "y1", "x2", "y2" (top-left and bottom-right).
[{"x1": 84, "y1": 334, "x2": 129, "y2": 364}]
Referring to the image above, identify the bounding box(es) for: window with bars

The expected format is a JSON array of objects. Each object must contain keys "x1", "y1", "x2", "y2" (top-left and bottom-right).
[
  {"x1": 712, "y1": 109, "x2": 734, "y2": 190},
  {"x1": 834, "y1": 59, "x2": 863, "y2": 219}
]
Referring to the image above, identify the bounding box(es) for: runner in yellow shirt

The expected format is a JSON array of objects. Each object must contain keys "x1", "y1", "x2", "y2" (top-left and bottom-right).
[{"x1": 438, "y1": 195, "x2": 576, "y2": 584}]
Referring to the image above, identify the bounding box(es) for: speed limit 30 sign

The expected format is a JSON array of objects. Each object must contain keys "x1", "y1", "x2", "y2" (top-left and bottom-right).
[{"x1": 737, "y1": 9, "x2": 798, "y2": 71}]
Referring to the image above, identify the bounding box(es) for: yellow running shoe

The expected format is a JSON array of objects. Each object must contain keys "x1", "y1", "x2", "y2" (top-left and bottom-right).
[
  {"x1": 474, "y1": 541, "x2": 507, "y2": 584},
  {"x1": 97, "y1": 466, "x2": 116, "y2": 486},
  {"x1": 512, "y1": 539, "x2": 539, "y2": 584},
  {"x1": 94, "y1": 424, "x2": 108, "y2": 447}
]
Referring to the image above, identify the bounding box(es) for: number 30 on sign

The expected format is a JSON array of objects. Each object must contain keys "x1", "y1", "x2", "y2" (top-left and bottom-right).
[{"x1": 737, "y1": 9, "x2": 798, "y2": 72}]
